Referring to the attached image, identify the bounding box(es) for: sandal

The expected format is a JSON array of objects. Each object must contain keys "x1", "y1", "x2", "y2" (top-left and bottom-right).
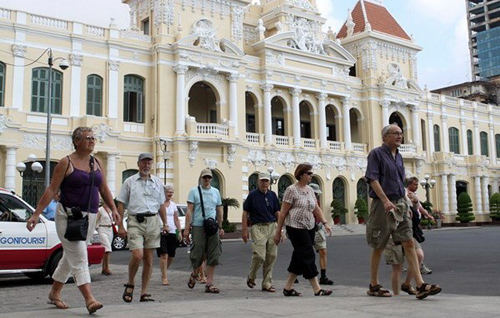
[
  {"x1": 367, "y1": 284, "x2": 392, "y2": 297},
  {"x1": 246, "y1": 277, "x2": 256, "y2": 289},
  {"x1": 122, "y1": 284, "x2": 134, "y2": 303},
  {"x1": 205, "y1": 285, "x2": 220, "y2": 294},
  {"x1": 314, "y1": 289, "x2": 333, "y2": 296},
  {"x1": 187, "y1": 273, "x2": 197, "y2": 289},
  {"x1": 416, "y1": 283, "x2": 442, "y2": 299},
  {"x1": 101, "y1": 269, "x2": 112, "y2": 276},
  {"x1": 162, "y1": 277, "x2": 170, "y2": 286},
  {"x1": 401, "y1": 283, "x2": 416, "y2": 295},
  {"x1": 140, "y1": 294, "x2": 155, "y2": 302},
  {"x1": 262, "y1": 286, "x2": 276, "y2": 292},
  {"x1": 86, "y1": 301, "x2": 103, "y2": 314},
  {"x1": 47, "y1": 294, "x2": 69, "y2": 309},
  {"x1": 283, "y1": 288, "x2": 301, "y2": 297}
]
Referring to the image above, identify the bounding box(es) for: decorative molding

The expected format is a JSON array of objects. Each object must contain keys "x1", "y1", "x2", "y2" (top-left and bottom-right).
[
  {"x1": 265, "y1": 50, "x2": 284, "y2": 66},
  {"x1": 243, "y1": 25, "x2": 258, "y2": 45},
  {"x1": 190, "y1": 19, "x2": 222, "y2": 52},
  {"x1": 247, "y1": 150, "x2": 266, "y2": 167},
  {"x1": 227, "y1": 144, "x2": 236, "y2": 168},
  {"x1": 205, "y1": 158, "x2": 218, "y2": 169},
  {"x1": 153, "y1": 0, "x2": 175, "y2": 29},
  {"x1": 120, "y1": 30, "x2": 151, "y2": 42},
  {"x1": 231, "y1": 5, "x2": 244, "y2": 42},
  {"x1": 188, "y1": 141, "x2": 198, "y2": 166},
  {"x1": 92, "y1": 123, "x2": 114, "y2": 143},
  {"x1": 11, "y1": 45, "x2": 27, "y2": 58},
  {"x1": 23, "y1": 133, "x2": 72, "y2": 151},
  {"x1": 287, "y1": 16, "x2": 326, "y2": 55},
  {"x1": 287, "y1": 0, "x2": 317, "y2": 11},
  {"x1": 108, "y1": 60, "x2": 120, "y2": 71},
  {"x1": 70, "y1": 54, "x2": 83, "y2": 67},
  {"x1": 0, "y1": 114, "x2": 12, "y2": 135}
]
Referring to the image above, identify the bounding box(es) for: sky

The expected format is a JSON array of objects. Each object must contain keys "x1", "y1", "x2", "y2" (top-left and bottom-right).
[{"x1": 0, "y1": 0, "x2": 470, "y2": 90}]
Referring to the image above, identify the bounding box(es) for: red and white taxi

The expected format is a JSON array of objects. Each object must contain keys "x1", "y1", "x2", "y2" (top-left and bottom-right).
[{"x1": 0, "y1": 188, "x2": 104, "y2": 280}]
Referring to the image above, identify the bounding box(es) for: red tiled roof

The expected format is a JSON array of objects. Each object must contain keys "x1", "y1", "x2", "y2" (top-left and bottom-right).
[{"x1": 337, "y1": 1, "x2": 411, "y2": 41}]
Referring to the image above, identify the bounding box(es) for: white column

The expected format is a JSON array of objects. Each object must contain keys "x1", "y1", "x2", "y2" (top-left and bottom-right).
[
  {"x1": 343, "y1": 97, "x2": 352, "y2": 151},
  {"x1": 460, "y1": 117, "x2": 467, "y2": 155},
  {"x1": 11, "y1": 45, "x2": 26, "y2": 110},
  {"x1": 5, "y1": 147, "x2": 17, "y2": 192},
  {"x1": 107, "y1": 60, "x2": 120, "y2": 119},
  {"x1": 488, "y1": 122, "x2": 495, "y2": 162},
  {"x1": 449, "y1": 174, "x2": 457, "y2": 215},
  {"x1": 474, "y1": 176, "x2": 482, "y2": 213},
  {"x1": 380, "y1": 100, "x2": 390, "y2": 126},
  {"x1": 291, "y1": 88, "x2": 301, "y2": 148},
  {"x1": 411, "y1": 104, "x2": 421, "y2": 147},
  {"x1": 106, "y1": 153, "x2": 117, "y2": 197},
  {"x1": 69, "y1": 54, "x2": 82, "y2": 117},
  {"x1": 441, "y1": 174, "x2": 449, "y2": 214},
  {"x1": 441, "y1": 113, "x2": 449, "y2": 153},
  {"x1": 473, "y1": 121, "x2": 480, "y2": 156},
  {"x1": 228, "y1": 74, "x2": 239, "y2": 137},
  {"x1": 318, "y1": 93, "x2": 327, "y2": 149},
  {"x1": 261, "y1": 84, "x2": 273, "y2": 144},
  {"x1": 482, "y1": 176, "x2": 490, "y2": 213},
  {"x1": 493, "y1": 177, "x2": 499, "y2": 194},
  {"x1": 427, "y1": 113, "x2": 435, "y2": 155},
  {"x1": 174, "y1": 65, "x2": 188, "y2": 135}
]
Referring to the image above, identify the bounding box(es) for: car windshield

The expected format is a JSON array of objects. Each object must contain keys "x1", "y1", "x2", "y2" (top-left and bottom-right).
[
  {"x1": 0, "y1": 194, "x2": 33, "y2": 222},
  {"x1": 177, "y1": 205, "x2": 186, "y2": 217}
]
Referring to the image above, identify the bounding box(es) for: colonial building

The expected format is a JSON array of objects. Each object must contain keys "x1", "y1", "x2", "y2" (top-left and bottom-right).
[{"x1": 0, "y1": 0, "x2": 499, "y2": 224}]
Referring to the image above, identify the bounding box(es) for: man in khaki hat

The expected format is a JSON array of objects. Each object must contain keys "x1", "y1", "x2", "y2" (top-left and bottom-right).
[
  {"x1": 242, "y1": 171, "x2": 281, "y2": 292},
  {"x1": 117, "y1": 153, "x2": 167, "y2": 302}
]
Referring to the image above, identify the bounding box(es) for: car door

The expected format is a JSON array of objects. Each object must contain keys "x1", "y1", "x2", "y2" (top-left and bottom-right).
[{"x1": 0, "y1": 193, "x2": 48, "y2": 270}]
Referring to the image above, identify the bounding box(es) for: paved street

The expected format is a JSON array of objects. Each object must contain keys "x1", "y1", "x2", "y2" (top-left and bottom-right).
[{"x1": 1, "y1": 226, "x2": 499, "y2": 317}]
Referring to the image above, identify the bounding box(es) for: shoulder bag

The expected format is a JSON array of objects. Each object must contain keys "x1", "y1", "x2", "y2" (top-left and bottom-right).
[
  {"x1": 198, "y1": 186, "x2": 219, "y2": 236},
  {"x1": 64, "y1": 156, "x2": 94, "y2": 241}
]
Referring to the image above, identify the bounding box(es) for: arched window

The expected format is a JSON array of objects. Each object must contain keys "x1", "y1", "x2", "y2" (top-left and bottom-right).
[
  {"x1": 496, "y1": 134, "x2": 500, "y2": 159},
  {"x1": 480, "y1": 131, "x2": 488, "y2": 156},
  {"x1": 277, "y1": 175, "x2": 293, "y2": 202},
  {"x1": 248, "y1": 173, "x2": 258, "y2": 192},
  {"x1": 87, "y1": 74, "x2": 103, "y2": 116},
  {"x1": 124, "y1": 75, "x2": 144, "y2": 123},
  {"x1": 433, "y1": 124, "x2": 441, "y2": 152},
  {"x1": 31, "y1": 67, "x2": 63, "y2": 114},
  {"x1": 122, "y1": 169, "x2": 138, "y2": 183},
  {"x1": 449, "y1": 127, "x2": 460, "y2": 154},
  {"x1": 0, "y1": 62, "x2": 5, "y2": 106},
  {"x1": 467, "y1": 129, "x2": 473, "y2": 155}
]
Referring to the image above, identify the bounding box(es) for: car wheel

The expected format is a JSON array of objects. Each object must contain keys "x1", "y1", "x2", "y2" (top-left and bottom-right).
[
  {"x1": 48, "y1": 250, "x2": 63, "y2": 278},
  {"x1": 112, "y1": 234, "x2": 127, "y2": 251},
  {"x1": 24, "y1": 271, "x2": 46, "y2": 281}
]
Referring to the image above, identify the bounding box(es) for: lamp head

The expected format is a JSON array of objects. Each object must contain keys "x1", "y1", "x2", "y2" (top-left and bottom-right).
[
  {"x1": 267, "y1": 166, "x2": 274, "y2": 174},
  {"x1": 58, "y1": 59, "x2": 69, "y2": 70},
  {"x1": 31, "y1": 162, "x2": 43, "y2": 174},
  {"x1": 429, "y1": 179, "x2": 436, "y2": 187},
  {"x1": 16, "y1": 162, "x2": 26, "y2": 173},
  {"x1": 28, "y1": 154, "x2": 37, "y2": 162}
]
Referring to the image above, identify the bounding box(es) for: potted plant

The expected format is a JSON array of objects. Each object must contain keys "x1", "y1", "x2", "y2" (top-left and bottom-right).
[
  {"x1": 456, "y1": 192, "x2": 475, "y2": 223},
  {"x1": 431, "y1": 209, "x2": 444, "y2": 228},
  {"x1": 354, "y1": 198, "x2": 368, "y2": 224},
  {"x1": 330, "y1": 199, "x2": 348, "y2": 224},
  {"x1": 221, "y1": 197, "x2": 240, "y2": 233},
  {"x1": 489, "y1": 193, "x2": 500, "y2": 222}
]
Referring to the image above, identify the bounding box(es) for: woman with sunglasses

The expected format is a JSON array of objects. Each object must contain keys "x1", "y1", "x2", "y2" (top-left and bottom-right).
[{"x1": 273, "y1": 163, "x2": 332, "y2": 296}]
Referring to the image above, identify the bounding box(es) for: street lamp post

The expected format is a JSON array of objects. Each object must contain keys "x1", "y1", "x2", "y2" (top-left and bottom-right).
[
  {"x1": 160, "y1": 139, "x2": 170, "y2": 185},
  {"x1": 419, "y1": 174, "x2": 437, "y2": 204},
  {"x1": 267, "y1": 166, "x2": 280, "y2": 191},
  {"x1": 16, "y1": 154, "x2": 43, "y2": 206},
  {"x1": 44, "y1": 49, "x2": 69, "y2": 188}
]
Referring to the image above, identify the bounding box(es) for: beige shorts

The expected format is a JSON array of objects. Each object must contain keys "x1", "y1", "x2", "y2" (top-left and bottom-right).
[
  {"x1": 127, "y1": 214, "x2": 161, "y2": 250},
  {"x1": 366, "y1": 198, "x2": 413, "y2": 250},
  {"x1": 384, "y1": 238, "x2": 404, "y2": 265},
  {"x1": 314, "y1": 223, "x2": 327, "y2": 251}
]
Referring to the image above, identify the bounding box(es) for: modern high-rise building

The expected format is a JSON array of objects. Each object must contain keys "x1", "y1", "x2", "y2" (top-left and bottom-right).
[{"x1": 466, "y1": 0, "x2": 500, "y2": 80}]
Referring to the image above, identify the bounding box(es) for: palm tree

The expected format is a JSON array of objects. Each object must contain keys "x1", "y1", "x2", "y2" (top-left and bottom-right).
[{"x1": 221, "y1": 197, "x2": 240, "y2": 222}]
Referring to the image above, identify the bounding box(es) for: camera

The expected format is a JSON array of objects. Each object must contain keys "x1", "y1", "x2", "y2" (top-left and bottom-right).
[
  {"x1": 136, "y1": 214, "x2": 145, "y2": 223},
  {"x1": 71, "y1": 206, "x2": 83, "y2": 219},
  {"x1": 59, "y1": 59, "x2": 69, "y2": 70}
]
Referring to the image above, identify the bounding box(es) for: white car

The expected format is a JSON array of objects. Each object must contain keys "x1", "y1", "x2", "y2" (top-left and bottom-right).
[
  {"x1": 0, "y1": 188, "x2": 104, "y2": 280},
  {"x1": 111, "y1": 204, "x2": 187, "y2": 251}
]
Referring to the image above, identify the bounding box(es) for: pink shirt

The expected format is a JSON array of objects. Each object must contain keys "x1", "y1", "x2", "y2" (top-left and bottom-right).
[{"x1": 283, "y1": 183, "x2": 316, "y2": 230}]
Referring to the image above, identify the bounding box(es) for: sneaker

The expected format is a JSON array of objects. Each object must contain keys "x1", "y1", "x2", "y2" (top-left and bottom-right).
[
  {"x1": 401, "y1": 283, "x2": 416, "y2": 295},
  {"x1": 319, "y1": 277, "x2": 334, "y2": 285},
  {"x1": 420, "y1": 263, "x2": 432, "y2": 275}
]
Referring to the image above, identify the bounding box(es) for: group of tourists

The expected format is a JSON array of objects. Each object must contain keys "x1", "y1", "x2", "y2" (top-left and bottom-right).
[{"x1": 25, "y1": 124, "x2": 442, "y2": 314}]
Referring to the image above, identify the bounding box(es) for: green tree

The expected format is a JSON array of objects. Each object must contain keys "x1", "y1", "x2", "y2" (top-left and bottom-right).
[
  {"x1": 456, "y1": 192, "x2": 475, "y2": 223},
  {"x1": 221, "y1": 197, "x2": 239, "y2": 233},
  {"x1": 489, "y1": 193, "x2": 500, "y2": 221},
  {"x1": 354, "y1": 198, "x2": 368, "y2": 220}
]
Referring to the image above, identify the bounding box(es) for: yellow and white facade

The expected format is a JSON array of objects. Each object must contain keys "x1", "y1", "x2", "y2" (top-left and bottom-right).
[{"x1": 0, "y1": 0, "x2": 499, "y2": 224}]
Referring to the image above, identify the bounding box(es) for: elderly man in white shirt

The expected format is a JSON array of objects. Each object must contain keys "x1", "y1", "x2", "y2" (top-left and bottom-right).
[{"x1": 117, "y1": 153, "x2": 167, "y2": 303}]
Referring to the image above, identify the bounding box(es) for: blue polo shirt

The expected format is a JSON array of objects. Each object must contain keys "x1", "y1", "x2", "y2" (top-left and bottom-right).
[
  {"x1": 365, "y1": 144, "x2": 406, "y2": 201},
  {"x1": 243, "y1": 189, "x2": 280, "y2": 224}
]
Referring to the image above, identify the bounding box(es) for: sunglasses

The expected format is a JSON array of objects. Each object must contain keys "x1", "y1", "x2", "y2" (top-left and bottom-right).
[
  {"x1": 83, "y1": 136, "x2": 96, "y2": 142},
  {"x1": 306, "y1": 172, "x2": 314, "y2": 175},
  {"x1": 202, "y1": 176, "x2": 213, "y2": 179}
]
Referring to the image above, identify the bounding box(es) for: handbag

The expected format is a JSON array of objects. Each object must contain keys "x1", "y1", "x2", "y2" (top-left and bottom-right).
[
  {"x1": 410, "y1": 206, "x2": 425, "y2": 243},
  {"x1": 198, "y1": 186, "x2": 219, "y2": 236},
  {"x1": 64, "y1": 156, "x2": 94, "y2": 241}
]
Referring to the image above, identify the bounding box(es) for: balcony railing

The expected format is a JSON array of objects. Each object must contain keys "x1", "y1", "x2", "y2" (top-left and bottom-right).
[
  {"x1": 196, "y1": 123, "x2": 229, "y2": 136},
  {"x1": 274, "y1": 135, "x2": 290, "y2": 146},
  {"x1": 352, "y1": 143, "x2": 366, "y2": 153},
  {"x1": 399, "y1": 144, "x2": 417, "y2": 154},
  {"x1": 246, "y1": 132, "x2": 260, "y2": 144},
  {"x1": 303, "y1": 138, "x2": 316, "y2": 149},
  {"x1": 328, "y1": 141, "x2": 341, "y2": 151}
]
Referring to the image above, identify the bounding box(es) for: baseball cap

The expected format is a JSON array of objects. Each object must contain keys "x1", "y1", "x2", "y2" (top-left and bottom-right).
[
  {"x1": 200, "y1": 168, "x2": 213, "y2": 178},
  {"x1": 309, "y1": 183, "x2": 322, "y2": 194},
  {"x1": 258, "y1": 172, "x2": 271, "y2": 180},
  {"x1": 138, "y1": 153, "x2": 153, "y2": 161}
]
